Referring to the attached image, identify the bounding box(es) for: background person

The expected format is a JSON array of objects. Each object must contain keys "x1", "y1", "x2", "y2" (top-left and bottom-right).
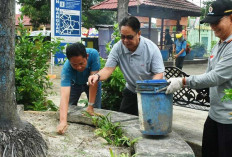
[
  {"x1": 57, "y1": 43, "x2": 101, "y2": 134},
  {"x1": 164, "y1": 28, "x2": 173, "y2": 59},
  {"x1": 166, "y1": 1, "x2": 232, "y2": 156},
  {"x1": 88, "y1": 16, "x2": 164, "y2": 116},
  {"x1": 173, "y1": 33, "x2": 187, "y2": 70}
]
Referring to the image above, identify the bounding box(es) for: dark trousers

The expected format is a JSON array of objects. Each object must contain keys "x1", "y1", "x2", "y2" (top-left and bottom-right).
[
  {"x1": 202, "y1": 116, "x2": 232, "y2": 157},
  {"x1": 119, "y1": 88, "x2": 138, "y2": 116},
  {"x1": 69, "y1": 82, "x2": 101, "y2": 108},
  {"x1": 175, "y1": 56, "x2": 185, "y2": 70}
]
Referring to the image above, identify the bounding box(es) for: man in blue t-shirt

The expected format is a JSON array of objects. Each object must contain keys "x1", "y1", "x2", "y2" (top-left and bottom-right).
[
  {"x1": 173, "y1": 33, "x2": 187, "y2": 70},
  {"x1": 57, "y1": 42, "x2": 101, "y2": 134}
]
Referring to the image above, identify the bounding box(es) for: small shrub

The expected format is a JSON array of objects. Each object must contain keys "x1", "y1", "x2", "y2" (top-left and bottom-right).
[
  {"x1": 101, "y1": 23, "x2": 126, "y2": 111},
  {"x1": 222, "y1": 89, "x2": 232, "y2": 119},
  {"x1": 191, "y1": 42, "x2": 207, "y2": 58},
  {"x1": 15, "y1": 15, "x2": 63, "y2": 111},
  {"x1": 222, "y1": 89, "x2": 232, "y2": 102},
  {"x1": 100, "y1": 58, "x2": 126, "y2": 111}
]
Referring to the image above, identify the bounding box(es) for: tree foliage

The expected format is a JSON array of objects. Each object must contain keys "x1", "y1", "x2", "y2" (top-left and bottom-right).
[
  {"x1": 17, "y1": 0, "x2": 50, "y2": 28},
  {"x1": 17, "y1": 0, "x2": 116, "y2": 29},
  {"x1": 101, "y1": 24, "x2": 126, "y2": 111}
]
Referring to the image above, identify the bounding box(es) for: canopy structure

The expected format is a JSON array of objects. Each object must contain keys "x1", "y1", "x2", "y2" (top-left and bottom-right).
[
  {"x1": 91, "y1": 0, "x2": 201, "y2": 20},
  {"x1": 91, "y1": 0, "x2": 201, "y2": 49}
]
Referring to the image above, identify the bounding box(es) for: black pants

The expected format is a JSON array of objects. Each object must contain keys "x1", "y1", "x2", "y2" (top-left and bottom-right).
[
  {"x1": 119, "y1": 88, "x2": 138, "y2": 116},
  {"x1": 69, "y1": 82, "x2": 101, "y2": 108},
  {"x1": 175, "y1": 56, "x2": 185, "y2": 70},
  {"x1": 202, "y1": 116, "x2": 232, "y2": 157}
]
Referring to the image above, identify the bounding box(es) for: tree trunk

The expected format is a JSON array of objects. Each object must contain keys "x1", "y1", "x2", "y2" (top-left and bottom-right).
[
  {"x1": 0, "y1": 0, "x2": 47, "y2": 156},
  {"x1": 117, "y1": 0, "x2": 129, "y2": 23},
  {"x1": 0, "y1": 0, "x2": 19, "y2": 125}
]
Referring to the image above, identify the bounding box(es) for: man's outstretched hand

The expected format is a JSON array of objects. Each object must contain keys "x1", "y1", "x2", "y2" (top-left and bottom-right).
[
  {"x1": 88, "y1": 74, "x2": 99, "y2": 86},
  {"x1": 86, "y1": 105, "x2": 103, "y2": 116},
  {"x1": 57, "y1": 122, "x2": 68, "y2": 135}
]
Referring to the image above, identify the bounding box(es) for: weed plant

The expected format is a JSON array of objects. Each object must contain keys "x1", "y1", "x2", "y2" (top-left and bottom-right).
[{"x1": 84, "y1": 112, "x2": 140, "y2": 148}]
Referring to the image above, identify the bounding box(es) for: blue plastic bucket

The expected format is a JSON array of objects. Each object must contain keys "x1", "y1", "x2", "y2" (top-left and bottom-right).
[{"x1": 136, "y1": 80, "x2": 173, "y2": 135}]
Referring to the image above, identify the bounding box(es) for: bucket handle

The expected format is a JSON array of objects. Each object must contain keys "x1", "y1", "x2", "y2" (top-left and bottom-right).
[
  {"x1": 155, "y1": 82, "x2": 170, "y2": 93},
  {"x1": 155, "y1": 86, "x2": 168, "y2": 93}
]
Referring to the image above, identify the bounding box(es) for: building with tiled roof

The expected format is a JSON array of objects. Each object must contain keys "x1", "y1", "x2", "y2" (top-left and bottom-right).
[
  {"x1": 91, "y1": 0, "x2": 201, "y2": 49},
  {"x1": 91, "y1": 0, "x2": 201, "y2": 17},
  {"x1": 15, "y1": 14, "x2": 50, "y2": 34}
]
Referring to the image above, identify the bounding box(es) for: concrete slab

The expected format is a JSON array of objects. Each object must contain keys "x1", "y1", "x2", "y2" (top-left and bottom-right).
[
  {"x1": 61, "y1": 107, "x2": 195, "y2": 157},
  {"x1": 49, "y1": 62, "x2": 209, "y2": 157}
]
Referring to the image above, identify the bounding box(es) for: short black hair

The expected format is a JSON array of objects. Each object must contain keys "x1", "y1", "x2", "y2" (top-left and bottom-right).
[
  {"x1": 119, "y1": 16, "x2": 140, "y2": 33},
  {"x1": 66, "y1": 42, "x2": 87, "y2": 60}
]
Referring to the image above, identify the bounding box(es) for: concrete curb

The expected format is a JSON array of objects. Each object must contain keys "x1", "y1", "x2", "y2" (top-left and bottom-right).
[
  {"x1": 63, "y1": 107, "x2": 195, "y2": 157},
  {"x1": 164, "y1": 58, "x2": 208, "y2": 66}
]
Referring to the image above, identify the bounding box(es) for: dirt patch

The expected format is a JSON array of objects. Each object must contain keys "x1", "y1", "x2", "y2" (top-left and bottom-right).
[
  {"x1": 20, "y1": 66, "x2": 130, "y2": 156},
  {"x1": 20, "y1": 111, "x2": 130, "y2": 157}
]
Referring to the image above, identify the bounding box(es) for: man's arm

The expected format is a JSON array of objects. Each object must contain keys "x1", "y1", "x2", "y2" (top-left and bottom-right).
[
  {"x1": 86, "y1": 71, "x2": 99, "y2": 115},
  {"x1": 175, "y1": 48, "x2": 185, "y2": 58},
  {"x1": 57, "y1": 86, "x2": 70, "y2": 134},
  {"x1": 88, "y1": 67, "x2": 116, "y2": 85},
  {"x1": 152, "y1": 72, "x2": 164, "y2": 80}
]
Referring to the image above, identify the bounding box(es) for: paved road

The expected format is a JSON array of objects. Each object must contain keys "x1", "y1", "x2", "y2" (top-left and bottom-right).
[{"x1": 182, "y1": 63, "x2": 207, "y2": 75}]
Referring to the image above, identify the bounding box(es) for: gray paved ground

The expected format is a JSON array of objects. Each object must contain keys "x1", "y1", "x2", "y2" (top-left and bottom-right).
[{"x1": 182, "y1": 63, "x2": 207, "y2": 75}]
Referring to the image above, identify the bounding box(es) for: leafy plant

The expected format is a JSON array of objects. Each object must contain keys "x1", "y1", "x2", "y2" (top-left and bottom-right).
[
  {"x1": 191, "y1": 42, "x2": 206, "y2": 49},
  {"x1": 191, "y1": 42, "x2": 207, "y2": 58},
  {"x1": 101, "y1": 24, "x2": 126, "y2": 111},
  {"x1": 15, "y1": 15, "x2": 63, "y2": 111},
  {"x1": 83, "y1": 112, "x2": 140, "y2": 147},
  {"x1": 222, "y1": 89, "x2": 232, "y2": 119},
  {"x1": 222, "y1": 89, "x2": 232, "y2": 102},
  {"x1": 100, "y1": 58, "x2": 126, "y2": 111}
]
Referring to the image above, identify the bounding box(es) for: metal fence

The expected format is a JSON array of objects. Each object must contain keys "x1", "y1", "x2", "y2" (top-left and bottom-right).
[{"x1": 165, "y1": 67, "x2": 210, "y2": 111}]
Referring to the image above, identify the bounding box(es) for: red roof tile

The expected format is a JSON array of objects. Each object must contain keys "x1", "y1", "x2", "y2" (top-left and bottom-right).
[
  {"x1": 136, "y1": 16, "x2": 149, "y2": 23},
  {"x1": 15, "y1": 14, "x2": 32, "y2": 26},
  {"x1": 91, "y1": 0, "x2": 201, "y2": 14}
]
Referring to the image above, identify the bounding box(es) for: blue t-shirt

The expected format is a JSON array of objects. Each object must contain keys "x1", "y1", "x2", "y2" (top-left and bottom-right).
[
  {"x1": 175, "y1": 39, "x2": 187, "y2": 57},
  {"x1": 61, "y1": 48, "x2": 100, "y2": 86}
]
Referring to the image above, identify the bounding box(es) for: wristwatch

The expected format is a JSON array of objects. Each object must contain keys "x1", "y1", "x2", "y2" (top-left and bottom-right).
[
  {"x1": 88, "y1": 102, "x2": 94, "y2": 106},
  {"x1": 94, "y1": 73, "x2": 100, "y2": 82}
]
